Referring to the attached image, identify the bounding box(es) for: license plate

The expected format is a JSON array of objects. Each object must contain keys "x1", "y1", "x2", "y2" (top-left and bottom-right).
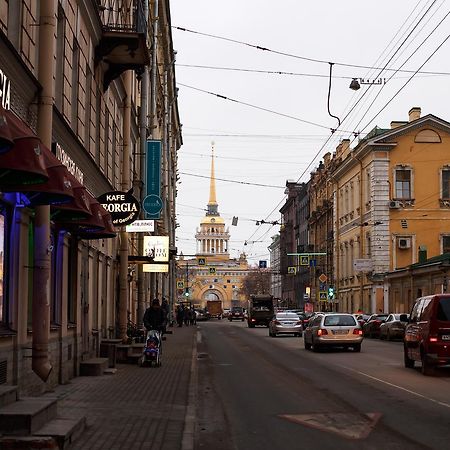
[
  {"x1": 333, "y1": 330, "x2": 348, "y2": 335},
  {"x1": 442, "y1": 335, "x2": 450, "y2": 340}
]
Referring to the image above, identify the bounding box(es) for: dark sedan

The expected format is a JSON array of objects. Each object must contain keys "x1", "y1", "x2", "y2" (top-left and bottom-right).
[
  {"x1": 379, "y1": 313, "x2": 409, "y2": 340},
  {"x1": 363, "y1": 314, "x2": 389, "y2": 338}
]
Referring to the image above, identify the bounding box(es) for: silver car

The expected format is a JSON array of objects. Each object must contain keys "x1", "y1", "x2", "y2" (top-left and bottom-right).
[
  {"x1": 269, "y1": 312, "x2": 303, "y2": 337},
  {"x1": 304, "y1": 313, "x2": 363, "y2": 352}
]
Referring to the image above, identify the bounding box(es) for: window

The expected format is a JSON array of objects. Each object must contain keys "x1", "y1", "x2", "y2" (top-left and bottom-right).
[
  {"x1": 442, "y1": 169, "x2": 450, "y2": 199},
  {"x1": 437, "y1": 298, "x2": 450, "y2": 321},
  {"x1": 443, "y1": 236, "x2": 450, "y2": 254},
  {"x1": 0, "y1": 213, "x2": 5, "y2": 323},
  {"x1": 395, "y1": 169, "x2": 411, "y2": 199}
]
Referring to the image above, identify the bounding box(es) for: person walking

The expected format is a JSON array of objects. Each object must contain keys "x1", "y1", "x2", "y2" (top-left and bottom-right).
[
  {"x1": 176, "y1": 304, "x2": 184, "y2": 327},
  {"x1": 143, "y1": 298, "x2": 165, "y2": 333}
]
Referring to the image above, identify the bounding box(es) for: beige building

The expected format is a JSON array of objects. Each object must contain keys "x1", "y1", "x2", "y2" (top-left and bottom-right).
[
  {"x1": 177, "y1": 146, "x2": 249, "y2": 309},
  {"x1": 332, "y1": 107, "x2": 450, "y2": 314}
]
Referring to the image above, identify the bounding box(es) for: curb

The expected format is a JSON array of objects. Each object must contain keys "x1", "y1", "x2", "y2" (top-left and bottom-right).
[{"x1": 181, "y1": 327, "x2": 198, "y2": 450}]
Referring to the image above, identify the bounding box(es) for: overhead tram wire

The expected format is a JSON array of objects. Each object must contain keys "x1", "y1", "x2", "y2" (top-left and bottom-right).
[
  {"x1": 172, "y1": 24, "x2": 450, "y2": 76},
  {"x1": 346, "y1": 7, "x2": 450, "y2": 140},
  {"x1": 241, "y1": 2, "x2": 441, "y2": 247},
  {"x1": 177, "y1": 83, "x2": 356, "y2": 134}
]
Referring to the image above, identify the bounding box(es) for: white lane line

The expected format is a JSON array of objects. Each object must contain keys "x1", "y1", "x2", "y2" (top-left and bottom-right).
[
  {"x1": 197, "y1": 331, "x2": 202, "y2": 344},
  {"x1": 338, "y1": 364, "x2": 450, "y2": 409}
]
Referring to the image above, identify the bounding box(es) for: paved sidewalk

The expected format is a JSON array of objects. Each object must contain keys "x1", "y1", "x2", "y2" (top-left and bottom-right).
[{"x1": 49, "y1": 326, "x2": 197, "y2": 450}]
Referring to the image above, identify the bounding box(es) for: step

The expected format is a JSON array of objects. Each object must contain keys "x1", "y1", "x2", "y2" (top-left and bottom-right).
[
  {"x1": 0, "y1": 397, "x2": 58, "y2": 435},
  {"x1": 34, "y1": 416, "x2": 86, "y2": 449},
  {"x1": 116, "y1": 345, "x2": 131, "y2": 363},
  {"x1": 0, "y1": 436, "x2": 58, "y2": 449},
  {"x1": 0, "y1": 386, "x2": 18, "y2": 408},
  {"x1": 79, "y1": 358, "x2": 108, "y2": 376}
]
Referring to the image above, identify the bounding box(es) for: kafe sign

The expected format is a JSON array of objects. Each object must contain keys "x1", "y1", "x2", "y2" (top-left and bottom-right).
[
  {"x1": 98, "y1": 189, "x2": 140, "y2": 226},
  {"x1": 0, "y1": 68, "x2": 11, "y2": 110}
]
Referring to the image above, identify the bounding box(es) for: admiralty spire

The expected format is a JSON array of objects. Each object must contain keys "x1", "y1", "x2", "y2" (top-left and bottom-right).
[{"x1": 195, "y1": 143, "x2": 230, "y2": 259}]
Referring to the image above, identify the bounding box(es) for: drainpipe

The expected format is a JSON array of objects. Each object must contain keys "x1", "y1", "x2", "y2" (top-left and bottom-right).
[
  {"x1": 33, "y1": 0, "x2": 56, "y2": 382},
  {"x1": 118, "y1": 70, "x2": 132, "y2": 341},
  {"x1": 137, "y1": 0, "x2": 149, "y2": 324},
  {"x1": 149, "y1": 0, "x2": 159, "y2": 300}
]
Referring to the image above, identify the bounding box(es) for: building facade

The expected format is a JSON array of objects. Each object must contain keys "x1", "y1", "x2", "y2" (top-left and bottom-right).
[
  {"x1": 0, "y1": 0, "x2": 181, "y2": 394},
  {"x1": 177, "y1": 147, "x2": 249, "y2": 309},
  {"x1": 268, "y1": 234, "x2": 281, "y2": 302}
]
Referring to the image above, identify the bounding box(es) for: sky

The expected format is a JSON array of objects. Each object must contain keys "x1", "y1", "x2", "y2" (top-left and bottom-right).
[{"x1": 170, "y1": 0, "x2": 450, "y2": 265}]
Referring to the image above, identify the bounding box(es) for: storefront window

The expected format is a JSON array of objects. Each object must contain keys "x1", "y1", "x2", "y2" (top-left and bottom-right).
[{"x1": 0, "y1": 214, "x2": 5, "y2": 322}]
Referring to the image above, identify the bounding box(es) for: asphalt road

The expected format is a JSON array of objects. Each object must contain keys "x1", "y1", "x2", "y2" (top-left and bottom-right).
[{"x1": 195, "y1": 320, "x2": 450, "y2": 450}]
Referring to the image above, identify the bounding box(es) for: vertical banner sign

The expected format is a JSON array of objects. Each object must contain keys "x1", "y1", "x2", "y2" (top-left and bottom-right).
[{"x1": 143, "y1": 140, "x2": 163, "y2": 219}]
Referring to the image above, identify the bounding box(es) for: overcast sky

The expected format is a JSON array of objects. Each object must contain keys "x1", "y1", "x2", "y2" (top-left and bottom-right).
[{"x1": 170, "y1": 0, "x2": 450, "y2": 265}]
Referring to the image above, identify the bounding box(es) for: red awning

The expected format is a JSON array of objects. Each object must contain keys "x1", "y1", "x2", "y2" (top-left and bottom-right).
[
  {"x1": 51, "y1": 174, "x2": 92, "y2": 222},
  {"x1": 0, "y1": 106, "x2": 14, "y2": 153},
  {"x1": 60, "y1": 196, "x2": 105, "y2": 232},
  {"x1": 77, "y1": 206, "x2": 117, "y2": 239},
  {"x1": 3, "y1": 147, "x2": 74, "y2": 205}
]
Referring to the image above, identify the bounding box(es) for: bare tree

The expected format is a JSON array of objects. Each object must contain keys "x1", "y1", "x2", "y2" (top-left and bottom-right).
[{"x1": 239, "y1": 269, "x2": 271, "y2": 297}]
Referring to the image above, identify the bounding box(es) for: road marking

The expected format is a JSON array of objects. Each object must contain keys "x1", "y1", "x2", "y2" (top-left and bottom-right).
[
  {"x1": 197, "y1": 332, "x2": 202, "y2": 344},
  {"x1": 279, "y1": 412, "x2": 381, "y2": 440},
  {"x1": 338, "y1": 365, "x2": 450, "y2": 409}
]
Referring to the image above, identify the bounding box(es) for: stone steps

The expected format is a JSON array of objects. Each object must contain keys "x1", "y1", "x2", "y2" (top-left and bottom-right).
[{"x1": 79, "y1": 357, "x2": 109, "y2": 376}]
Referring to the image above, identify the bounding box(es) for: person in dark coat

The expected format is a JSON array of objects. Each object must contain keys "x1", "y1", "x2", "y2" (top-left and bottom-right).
[
  {"x1": 143, "y1": 298, "x2": 165, "y2": 332},
  {"x1": 176, "y1": 305, "x2": 184, "y2": 327}
]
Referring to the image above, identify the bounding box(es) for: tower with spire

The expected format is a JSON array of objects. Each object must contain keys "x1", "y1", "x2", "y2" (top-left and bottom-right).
[{"x1": 195, "y1": 143, "x2": 230, "y2": 260}]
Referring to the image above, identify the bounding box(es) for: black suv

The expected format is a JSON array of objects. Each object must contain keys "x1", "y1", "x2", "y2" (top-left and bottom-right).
[{"x1": 228, "y1": 306, "x2": 245, "y2": 321}]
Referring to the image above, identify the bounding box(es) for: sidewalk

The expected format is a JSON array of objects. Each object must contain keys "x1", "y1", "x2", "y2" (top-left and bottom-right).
[{"x1": 49, "y1": 326, "x2": 197, "y2": 450}]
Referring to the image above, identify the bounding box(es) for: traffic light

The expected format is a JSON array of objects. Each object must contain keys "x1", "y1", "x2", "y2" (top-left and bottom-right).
[
  {"x1": 328, "y1": 287, "x2": 335, "y2": 299},
  {"x1": 184, "y1": 288, "x2": 189, "y2": 297}
]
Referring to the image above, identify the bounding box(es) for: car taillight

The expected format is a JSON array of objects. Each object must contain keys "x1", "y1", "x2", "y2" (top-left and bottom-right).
[
  {"x1": 317, "y1": 329, "x2": 328, "y2": 336},
  {"x1": 429, "y1": 336, "x2": 438, "y2": 343},
  {"x1": 353, "y1": 329, "x2": 363, "y2": 335},
  {"x1": 251, "y1": 318, "x2": 256, "y2": 322}
]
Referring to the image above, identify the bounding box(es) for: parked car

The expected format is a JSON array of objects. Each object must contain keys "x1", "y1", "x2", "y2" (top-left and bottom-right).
[
  {"x1": 363, "y1": 314, "x2": 389, "y2": 338},
  {"x1": 223, "y1": 308, "x2": 231, "y2": 318},
  {"x1": 269, "y1": 312, "x2": 303, "y2": 337},
  {"x1": 355, "y1": 314, "x2": 371, "y2": 328},
  {"x1": 228, "y1": 306, "x2": 245, "y2": 321},
  {"x1": 403, "y1": 294, "x2": 450, "y2": 375},
  {"x1": 379, "y1": 313, "x2": 409, "y2": 340},
  {"x1": 304, "y1": 313, "x2": 363, "y2": 352},
  {"x1": 195, "y1": 308, "x2": 209, "y2": 321}
]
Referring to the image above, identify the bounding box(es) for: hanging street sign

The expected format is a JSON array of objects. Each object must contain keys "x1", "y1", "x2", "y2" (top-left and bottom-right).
[
  {"x1": 300, "y1": 255, "x2": 309, "y2": 266},
  {"x1": 145, "y1": 140, "x2": 162, "y2": 219},
  {"x1": 143, "y1": 263, "x2": 168, "y2": 273},
  {"x1": 318, "y1": 273, "x2": 328, "y2": 284},
  {"x1": 126, "y1": 219, "x2": 155, "y2": 233},
  {"x1": 209, "y1": 267, "x2": 216, "y2": 275},
  {"x1": 176, "y1": 281, "x2": 184, "y2": 289},
  {"x1": 198, "y1": 258, "x2": 206, "y2": 265},
  {"x1": 98, "y1": 189, "x2": 140, "y2": 226},
  {"x1": 288, "y1": 266, "x2": 296, "y2": 274},
  {"x1": 319, "y1": 291, "x2": 327, "y2": 301},
  {"x1": 143, "y1": 194, "x2": 163, "y2": 217}
]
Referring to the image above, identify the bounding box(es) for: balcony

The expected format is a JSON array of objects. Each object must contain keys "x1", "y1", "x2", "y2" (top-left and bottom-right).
[{"x1": 95, "y1": 0, "x2": 150, "y2": 91}]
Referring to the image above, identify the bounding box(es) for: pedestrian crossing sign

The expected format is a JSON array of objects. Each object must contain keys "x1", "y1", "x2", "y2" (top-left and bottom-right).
[
  {"x1": 319, "y1": 291, "x2": 327, "y2": 301},
  {"x1": 300, "y1": 255, "x2": 309, "y2": 266},
  {"x1": 288, "y1": 266, "x2": 296, "y2": 274},
  {"x1": 209, "y1": 267, "x2": 216, "y2": 275},
  {"x1": 177, "y1": 281, "x2": 184, "y2": 289},
  {"x1": 198, "y1": 258, "x2": 206, "y2": 265}
]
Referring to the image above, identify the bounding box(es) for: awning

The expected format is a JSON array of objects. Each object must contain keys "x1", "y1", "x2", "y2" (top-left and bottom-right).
[
  {"x1": 51, "y1": 174, "x2": 92, "y2": 222},
  {"x1": 3, "y1": 147, "x2": 74, "y2": 205},
  {"x1": 76, "y1": 207, "x2": 117, "y2": 239},
  {"x1": 0, "y1": 106, "x2": 14, "y2": 153}
]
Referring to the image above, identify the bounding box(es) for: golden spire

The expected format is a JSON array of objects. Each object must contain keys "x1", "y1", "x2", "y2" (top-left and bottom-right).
[{"x1": 208, "y1": 142, "x2": 217, "y2": 206}]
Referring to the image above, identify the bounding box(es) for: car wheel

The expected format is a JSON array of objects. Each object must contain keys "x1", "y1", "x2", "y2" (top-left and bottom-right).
[
  {"x1": 248, "y1": 323, "x2": 255, "y2": 328},
  {"x1": 353, "y1": 344, "x2": 361, "y2": 352},
  {"x1": 304, "y1": 340, "x2": 312, "y2": 350},
  {"x1": 421, "y1": 351, "x2": 434, "y2": 376},
  {"x1": 404, "y1": 347, "x2": 414, "y2": 368},
  {"x1": 312, "y1": 339, "x2": 321, "y2": 352},
  {"x1": 380, "y1": 332, "x2": 385, "y2": 340},
  {"x1": 387, "y1": 330, "x2": 391, "y2": 341}
]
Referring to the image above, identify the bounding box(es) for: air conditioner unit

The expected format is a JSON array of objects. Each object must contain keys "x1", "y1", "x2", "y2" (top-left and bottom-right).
[
  {"x1": 398, "y1": 237, "x2": 411, "y2": 249},
  {"x1": 389, "y1": 200, "x2": 402, "y2": 209}
]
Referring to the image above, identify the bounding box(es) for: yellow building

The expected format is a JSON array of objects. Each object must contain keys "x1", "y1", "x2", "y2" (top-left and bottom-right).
[
  {"x1": 177, "y1": 145, "x2": 249, "y2": 309},
  {"x1": 333, "y1": 107, "x2": 450, "y2": 313}
]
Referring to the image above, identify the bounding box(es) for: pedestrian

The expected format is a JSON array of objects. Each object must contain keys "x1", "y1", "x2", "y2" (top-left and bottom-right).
[
  {"x1": 143, "y1": 298, "x2": 165, "y2": 333},
  {"x1": 176, "y1": 305, "x2": 184, "y2": 327},
  {"x1": 184, "y1": 306, "x2": 190, "y2": 326},
  {"x1": 161, "y1": 298, "x2": 170, "y2": 333},
  {"x1": 189, "y1": 306, "x2": 196, "y2": 326}
]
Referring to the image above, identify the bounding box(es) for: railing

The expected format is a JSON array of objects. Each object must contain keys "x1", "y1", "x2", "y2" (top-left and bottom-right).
[{"x1": 97, "y1": 0, "x2": 146, "y2": 33}]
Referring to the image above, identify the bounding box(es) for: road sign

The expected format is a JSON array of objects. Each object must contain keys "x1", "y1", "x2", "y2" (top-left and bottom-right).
[
  {"x1": 309, "y1": 258, "x2": 317, "y2": 267},
  {"x1": 288, "y1": 266, "x2": 296, "y2": 274},
  {"x1": 209, "y1": 267, "x2": 216, "y2": 274},
  {"x1": 198, "y1": 258, "x2": 206, "y2": 265},
  {"x1": 319, "y1": 291, "x2": 327, "y2": 301},
  {"x1": 318, "y1": 273, "x2": 328, "y2": 283},
  {"x1": 259, "y1": 260, "x2": 267, "y2": 269},
  {"x1": 300, "y1": 255, "x2": 309, "y2": 266},
  {"x1": 176, "y1": 281, "x2": 184, "y2": 289}
]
